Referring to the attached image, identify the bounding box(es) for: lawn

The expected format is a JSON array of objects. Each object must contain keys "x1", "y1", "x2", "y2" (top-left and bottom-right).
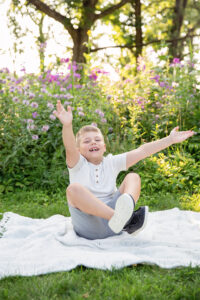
[{"x1": 0, "y1": 189, "x2": 200, "y2": 300}]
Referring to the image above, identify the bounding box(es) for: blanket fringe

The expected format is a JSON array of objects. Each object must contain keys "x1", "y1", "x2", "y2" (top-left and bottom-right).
[{"x1": 0, "y1": 213, "x2": 10, "y2": 238}]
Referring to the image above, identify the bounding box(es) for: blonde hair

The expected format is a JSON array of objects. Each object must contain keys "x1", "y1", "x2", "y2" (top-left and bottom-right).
[{"x1": 76, "y1": 125, "x2": 104, "y2": 147}]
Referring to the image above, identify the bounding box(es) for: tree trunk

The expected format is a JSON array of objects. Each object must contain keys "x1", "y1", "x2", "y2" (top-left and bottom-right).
[
  {"x1": 71, "y1": 29, "x2": 89, "y2": 63},
  {"x1": 134, "y1": 0, "x2": 143, "y2": 62},
  {"x1": 168, "y1": 0, "x2": 188, "y2": 60}
]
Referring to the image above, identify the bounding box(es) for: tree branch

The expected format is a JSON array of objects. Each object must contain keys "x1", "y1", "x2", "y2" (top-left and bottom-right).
[
  {"x1": 90, "y1": 33, "x2": 200, "y2": 52},
  {"x1": 27, "y1": 0, "x2": 74, "y2": 35},
  {"x1": 94, "y1": 0, "x2": 131, "y2": 21}
]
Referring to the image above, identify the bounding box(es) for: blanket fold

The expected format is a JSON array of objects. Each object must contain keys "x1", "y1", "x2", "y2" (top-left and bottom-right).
[{"x1": 0, "y1": 208, "x2": 200, "y2": 279}]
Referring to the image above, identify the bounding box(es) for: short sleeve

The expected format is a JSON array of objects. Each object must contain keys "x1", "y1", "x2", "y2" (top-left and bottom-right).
[
  {"x1": 108, "y1": 153, "x2": 127, "y2": 176},
  {"x1": 67, "y1": 154, "x2": 85, "y2": 173}
]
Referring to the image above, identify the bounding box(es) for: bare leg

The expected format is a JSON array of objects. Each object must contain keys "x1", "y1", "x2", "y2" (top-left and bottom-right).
[
  {"x1": 119, "y1": 173, "x2": 141, "y2": 203},
  {"x1": 66, "y1": 183, "x2": 114, "y2": 220}
]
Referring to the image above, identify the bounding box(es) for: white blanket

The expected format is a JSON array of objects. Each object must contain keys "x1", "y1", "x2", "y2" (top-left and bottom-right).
[{"x1": 0, "y1": 208, "x2": 200, "y2": 279}]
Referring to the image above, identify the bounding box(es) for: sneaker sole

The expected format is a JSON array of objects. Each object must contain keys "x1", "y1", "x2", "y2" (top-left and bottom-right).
[
  {"x1": 108, "y1": 193, "x2": 134, "y2": 234},
  {"x1": 131, "y1": 206, "x2": 149, "y2": 236}
]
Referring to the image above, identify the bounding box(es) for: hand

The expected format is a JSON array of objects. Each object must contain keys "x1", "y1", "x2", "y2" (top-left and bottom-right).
[
  {"x1": 169, "y1": 126, "x2": 195, "y2": 144},
  {"x1": 53, "y1": 100, "x2": 73, "y2": 126}
]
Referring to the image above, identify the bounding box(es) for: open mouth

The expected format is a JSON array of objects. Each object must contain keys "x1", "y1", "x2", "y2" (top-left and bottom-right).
[{"x1": 89, "y1": 148, "x2": 99, "y2": 152}]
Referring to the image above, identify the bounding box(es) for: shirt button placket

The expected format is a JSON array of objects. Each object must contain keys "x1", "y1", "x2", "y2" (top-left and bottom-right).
[{"x1": 95, "y1": 168, "x2": 99, "y2": 184}]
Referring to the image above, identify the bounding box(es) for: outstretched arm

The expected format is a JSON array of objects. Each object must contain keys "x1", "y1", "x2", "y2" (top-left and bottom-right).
[
  {"x1": 53, "y1": 100, "x2": 80, "y2": 168},
  {"x1": 126, "y1": 126, "x2": 195, "y2": 169}
]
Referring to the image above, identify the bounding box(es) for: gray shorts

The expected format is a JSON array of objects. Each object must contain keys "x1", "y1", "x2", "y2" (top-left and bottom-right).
[{"x1": 68, "y1": 190, "x2": 122, "y2": 240}]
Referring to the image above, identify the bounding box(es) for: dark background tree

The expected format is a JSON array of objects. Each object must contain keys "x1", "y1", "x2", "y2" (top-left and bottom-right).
[{"x1": 25, "y1": 0, "x2": 131, "y2": 63}]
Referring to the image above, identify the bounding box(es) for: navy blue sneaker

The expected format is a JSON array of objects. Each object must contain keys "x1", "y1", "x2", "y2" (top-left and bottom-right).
[{"x1": 123, "y1": 206, "x2": 148, "y2": 235}]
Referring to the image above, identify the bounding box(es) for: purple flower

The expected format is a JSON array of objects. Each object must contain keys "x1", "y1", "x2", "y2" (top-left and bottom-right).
[
  {"x1": 99, "y1": 111, "x2": 105, "y2": 117},
  {"x1": 78, "y1": 111, "x2": 85, "y2": 117},
  {"x1": 64, "y1": 101, "x2": 72, "y2": 106},
  {"x1": 47, "y1": 102, "x2": 54, "y2": 109},
  {"x1": 89, "y1": 72, "x2": 98, "y2": 81},
  {"x1": 61, "y1": 58, "x2": 69, "y2": 63},
  {"x1": 10, "y1": 87, "x2": 15, "y2": 92},
  {"x1": 29, "y1": 92, "x2": 35, "y2": 99},
  {"x1": 32, "y1": 135, "x2": 39, "y2": 140},
  {"x1": 67, "y1": 84, "x2": 72, "y2": 89},
  {"x1": 42, "y1": 125, "x2": 50, "y2": 132},
  {"x1": 49, "y1": 114, "x2": 56, "y2": 120},
  {"x1": 60, "y1": 87, "x2": 66, "y2": 92},
  {"x1": 75, "y1": 84, "x2": 82, "y2": 89},
  {"x1": 74, "y1": 73, "x2": 81, "y2": 79},
  {"x1": 65, "y1": 93, "x2": 73, "y2": 99},
  {"x1": 27, "y1": 124, "x2": 35, "y2": 130},
  {"x1": 77, "y1": 107, "x2": 83, "y2": 111},
  {"x1": 27, "y1": 119, "x2": 34, "y2": 124},
  {"x1": 151, "y1": 75, "x2": 160, "y2": 82},
  {"x1": 159, "y1": 82, "x2": 165, "y2": 87},
  {"x1": 31, "y1": 102, "x2": 38, "y2": 108},
  {"x1": 32, "y1": 112, "x2": 38, "y2": 118},
  {"x1": 101, "y1": 118, "x2": 107, "y2": 123},
  {"x1": 23, "y1": 100, "x2": 30, "y2": 105},
  {"x1": 173, "y1": 58, "x2": 180, "y2": 64},
  {"x1": 91, "y1": 122, "x2": 97, "y2": 127},
  {"x1": 13, "y1": 97, "x2": 19, "y2": 103}
]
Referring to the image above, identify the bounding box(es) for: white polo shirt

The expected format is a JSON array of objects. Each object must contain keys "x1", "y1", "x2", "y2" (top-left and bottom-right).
[{"x1": 68, "y1": 153, "x2": 127, "y2": 203}]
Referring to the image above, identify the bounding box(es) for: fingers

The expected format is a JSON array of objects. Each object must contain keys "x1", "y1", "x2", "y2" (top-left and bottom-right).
[
  {"x1": 56, "y1": 100, "x2": 63, "y2": 113},
  {"x1": 53, "y1": 110, "x2": 58, "y2": 118}
]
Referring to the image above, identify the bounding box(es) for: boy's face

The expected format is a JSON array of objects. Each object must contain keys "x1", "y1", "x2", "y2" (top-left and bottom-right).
[{"x1": 78, "y1": 131, "x2": 106, "y2": 164}]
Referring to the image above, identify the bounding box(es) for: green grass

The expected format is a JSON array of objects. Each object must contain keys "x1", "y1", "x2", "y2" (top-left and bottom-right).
[{"x1": 0, "y1": 189, "x2": 200, "y2": 300}]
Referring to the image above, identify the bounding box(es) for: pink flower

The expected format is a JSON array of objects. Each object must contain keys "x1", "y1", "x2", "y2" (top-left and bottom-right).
[
  {"x1": 91, "y1": 122, "x2": 97, "y2": 127},
  {"x1": 42, "y1": 125, "x2": 50, "y2": 132},
  {"x1": 64, "y1": 101, "x2": 72, "y2": 106},
  {"x1": 27, "y1": 124, "x2": 35, "y2": 130},
  {"x1": 67, "y1": 84, "x2": 72, "y2": 89},
  {"x1": 50, "y1": 114, "x2": 56, "y2": 120},
  {"x1": 89, "y1": 72, "x2": 98, "y2": 81},
  {"x1": 61, "y1": 58, "x2": 69, "y2": 63},
  {"x1": 74, "y1": 73, "x2": 81, "y2": 79},
  {"x1": 31, "y1": 102, "x2": 38, "y2": 108},
  {"x1": 101, "y1": 118, "x2": 107, "y2": 123},
  {"x1": 77, "y1": 107, "x2": 83, "y2": 111},
  {"x1": 23, "y1": 100, "x2": 30, "y2": 105},
  {"x1": 47, "y1": 102, "x2": 54, "y2": 109},
  {"x1": 32, "y1": 112, "x2": 38, "y2": 118},
  {"x1": 173, "y1": 58, "x2": 180, "y2": 64},
  {"x1": 99, "y1": 111, "x2": 105, "y2": 117},
  {"x1": 13, "y1": 97, "x2": 19, "y2": 103},
  {"x1": 32, "y1": 135, "x2": 38, "y2": 140},
  {"x1": 159, "y1": 82, "x2": 165, "y2": 87}
]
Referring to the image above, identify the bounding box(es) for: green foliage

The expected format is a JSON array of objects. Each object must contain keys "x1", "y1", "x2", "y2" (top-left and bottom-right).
[
  {"x1": 102, "y1": 54, "x2": 200, "y2": 149},
  {"x1": 0, "y1": 63, "x2": 122, "y2": 191},
  {"x1": 0, "y1": 55, "x2": 199, "y2": 193}
]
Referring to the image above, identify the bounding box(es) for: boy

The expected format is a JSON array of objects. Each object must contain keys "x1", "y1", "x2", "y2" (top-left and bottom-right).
[{"x1": 53, "y1": 100, "x2": 195, "y2": 240}]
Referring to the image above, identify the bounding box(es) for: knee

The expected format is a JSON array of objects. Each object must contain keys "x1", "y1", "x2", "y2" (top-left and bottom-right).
[
  {"x1": 66, "y1": 183, "x2": 83, "y2": 197},
  {"x1": 126, "y1": 172, "x2": 141, "y2": 184}
]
